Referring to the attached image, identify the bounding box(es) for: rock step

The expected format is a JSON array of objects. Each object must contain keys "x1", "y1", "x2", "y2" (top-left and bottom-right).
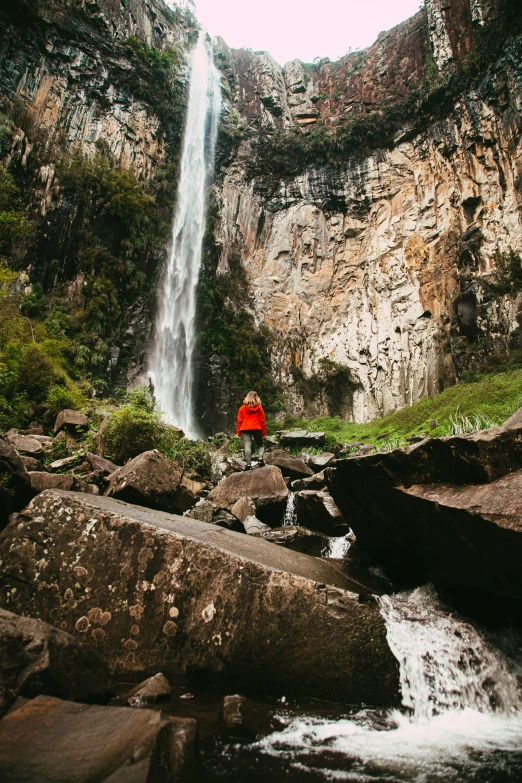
[
  {"x1": 0, "y1": 490, "x2": 400, "y2": 706},
  {"x1": 0, "y1": 695, "x2": 196, "y2": 783}
]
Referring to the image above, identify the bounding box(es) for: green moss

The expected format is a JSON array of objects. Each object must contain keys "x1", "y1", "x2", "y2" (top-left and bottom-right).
[{"x1": 269, "y1": 366, "x2": 522, "y2": 444}]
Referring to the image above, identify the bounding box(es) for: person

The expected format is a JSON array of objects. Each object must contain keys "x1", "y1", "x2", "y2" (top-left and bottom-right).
[{"x1": 236, "y1": 391, "x2": 267, "y2": 469}]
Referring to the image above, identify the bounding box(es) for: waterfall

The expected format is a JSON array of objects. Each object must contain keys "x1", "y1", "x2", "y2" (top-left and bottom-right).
[
  {"x1": 378, "y1": 585, "x2": 521, "y2": 720},
  {"x1": 283, "y1": 492, "x2": 297, "y2": 526},
  {"x1": 252, "y1": 585, "x2": 522, "y2": 781},
  {"x1": 149, "y1": 33, "x2": 222, "y2": 438}
]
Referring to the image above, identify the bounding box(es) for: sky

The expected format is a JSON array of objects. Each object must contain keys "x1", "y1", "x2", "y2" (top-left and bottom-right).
[{"x1": 188, "y1": 0, "x2": 423, "y2": 66}]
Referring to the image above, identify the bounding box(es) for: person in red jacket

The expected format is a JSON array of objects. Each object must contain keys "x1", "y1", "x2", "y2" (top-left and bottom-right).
[{"x1": 236, "y1": 391, "x2": 267, "y2": 469}]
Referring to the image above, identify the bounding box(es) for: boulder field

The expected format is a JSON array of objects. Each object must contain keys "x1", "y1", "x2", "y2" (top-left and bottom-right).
[{"x1": 0, "y1": 489, "x2": 400, "y2": 706}]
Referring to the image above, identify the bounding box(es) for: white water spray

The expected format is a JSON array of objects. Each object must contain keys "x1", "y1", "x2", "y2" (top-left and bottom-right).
[
  {"x1": 254, "y1": 586, "x2": 522, "y2": 781},
  {"x1": 149, "y1": 33, "x2": 221, "y2": 438}
]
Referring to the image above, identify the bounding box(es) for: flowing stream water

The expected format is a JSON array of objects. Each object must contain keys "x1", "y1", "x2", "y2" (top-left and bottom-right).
[
  {"x1": 149, "y1": 33, "x2": 221, "y2": 438},
  {"x1": 198, "y1": 585, "x2": 522, "y2": 781}
]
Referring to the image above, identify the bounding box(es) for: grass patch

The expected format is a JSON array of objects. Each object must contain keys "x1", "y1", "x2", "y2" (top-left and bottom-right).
[{"x1": 268, "y1": 368, "x2": 522, "y2": 445}]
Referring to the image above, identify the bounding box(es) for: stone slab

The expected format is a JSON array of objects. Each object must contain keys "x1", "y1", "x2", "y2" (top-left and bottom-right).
[{"x1": 0, "y1": 490, "x2": 399, "y2": 705}]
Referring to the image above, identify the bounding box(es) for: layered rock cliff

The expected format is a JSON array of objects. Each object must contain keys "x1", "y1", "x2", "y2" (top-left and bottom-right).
[
  {"x1": 209, "y1": 0, "x2": 522, "y2": 423},
  {"x1": 1, "y1": 0, "x2": 522, "y2": 431}
]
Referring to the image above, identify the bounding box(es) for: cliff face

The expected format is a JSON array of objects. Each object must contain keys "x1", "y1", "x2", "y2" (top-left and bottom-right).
[
  {"x1": 0, "y1": 0, "x2": 197, "y2": 395},
  {"x1": 1, "y1": 0, "x2": 521, "y2": 429},
  {"x1": 212, "y1": 0, "x2": 522, "y2": 421}
]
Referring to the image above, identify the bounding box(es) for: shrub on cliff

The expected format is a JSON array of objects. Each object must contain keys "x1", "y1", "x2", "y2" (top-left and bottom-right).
[
  {"x1": 16, "y1": 345, "x2": 57, "y2": 404},
  {"x1": 100, "y1": 390, "x2": 162, "y2": 463},
  {"x1": 99, "y1": 389, "x2": 211, "y2": 476}
]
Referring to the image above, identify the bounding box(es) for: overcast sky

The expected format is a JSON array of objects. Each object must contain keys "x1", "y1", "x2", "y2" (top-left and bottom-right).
[{"x1": 189, "y1": 0, "x2": 423, "y2": 66}]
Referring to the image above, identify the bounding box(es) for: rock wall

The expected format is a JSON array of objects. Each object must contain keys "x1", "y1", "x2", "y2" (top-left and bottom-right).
[{"x1": 212, "y1": 0, "x2": 522, "y2": 421}]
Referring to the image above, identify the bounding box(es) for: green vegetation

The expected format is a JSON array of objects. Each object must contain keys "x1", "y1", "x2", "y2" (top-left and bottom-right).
[
  {"x1": 247, "y1": 1, "x2": 522, "y2": 183},
  {"x1": 291, "y1": 358, "x2": 361, "y2": 418},
  {"x1": 269, "y1": 366, "x2": 522, "y2": 445},
  {"x1": 197, "y1": 211, "x2": 282, "y2": 414},
  {"x1": 99, "y1": 389, "x2": 212, "y2": 477}
]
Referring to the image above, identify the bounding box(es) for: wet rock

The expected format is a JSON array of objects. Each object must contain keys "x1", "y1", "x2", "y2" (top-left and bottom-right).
[
  {"x1": 53, "y1": 409, "x2": 89, "y2": 435},
  {"x1": 121, "y1": 673, "x2": 172, "y2": 707},
  {"x1": 220, "y1": 694, "x2": 278, "y2": 738},
  {"x1": 0, "y1": 608, "x2": 112, "y2": 716},
  {"x1": 0, "y1": 490, "x2": 400, "y2": 705},
  {"x1": 207, "y1": 465, "x2": 289, "y2": 525},
  {"x1": 29, "y1": 472, "x2": 99, "y2": 495},
  {"x1": 105, "y1": 450, "x2": 184, "y2": 513},
  {"x1": 291, "y1": 470, "x2": 327, "y2": 491},
  {"x1": 242, "y1": 515, "x2": 270, "y2": 535},
  {"x1": 264, "y1": 449, "x2": 314, "y2": 481},
  {"x1": 86, "y1": 452, "x2": 121, "y2": 476},
  {"x1": 230, "y1": 495, "x2": 257, "y2": 523},
  {"x1": 279, "y1": 431, "x2": 325, "y2": 449},
  {"x1": 0, "y1": 695, "x2": 196, "y2": 783},
  {"x1": 20, "y1": 456, "x2": 47, "y2": 472},
  {"x1": 294, "y1": 490, "x2": 347, "y2": 535},
  {"x1": 7, "y1": 433, "x2": 44, "y2": 455},
  {"x1": 186, "y1": 499, "x2": 242, "y2": 531},
  {"x1": 260, "y1": 526, "x2": 329, "y2": 556}
]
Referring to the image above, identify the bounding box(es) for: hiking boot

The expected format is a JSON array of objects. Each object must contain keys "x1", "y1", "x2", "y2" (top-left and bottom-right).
[{"x1": 244, "y1": 464, "x2": 252, "y2": 471}]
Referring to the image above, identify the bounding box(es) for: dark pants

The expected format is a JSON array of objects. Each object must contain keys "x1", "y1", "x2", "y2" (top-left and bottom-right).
[{"x1": 241, "y1": 430, "x2": 264, "y2": 464}]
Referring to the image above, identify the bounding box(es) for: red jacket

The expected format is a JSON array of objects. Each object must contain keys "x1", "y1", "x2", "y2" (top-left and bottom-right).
[{"x1": 236, "y1": 404, "x2": 267, "y2": 437}]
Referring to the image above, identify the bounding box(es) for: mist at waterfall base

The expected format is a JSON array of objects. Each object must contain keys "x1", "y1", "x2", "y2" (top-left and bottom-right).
[
  {"x1": 149, "y1": 33, "x2": 221, "y2": 439},
  {"x1": 198, "y1": 586, "x2": 522, "y2": 781}
]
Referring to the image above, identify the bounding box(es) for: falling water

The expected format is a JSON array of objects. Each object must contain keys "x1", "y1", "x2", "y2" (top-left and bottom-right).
[
  {"x1": 149, "y1": 33, "x2": 221, "y2": 438},
  {"x1": 239, "y1": 585, "x2": 522, "y2": 781},
  {"x1": 283, "y1": 492, "x2": 297, "y2": 526}
]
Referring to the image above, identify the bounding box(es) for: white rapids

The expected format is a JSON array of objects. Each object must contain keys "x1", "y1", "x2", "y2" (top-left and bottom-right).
[
  {"x1": 149, "y1": 32, "x2": 221, "y2": 438},
  {"x1": 252, "y1": 585, "x2": 522, "y2": 782}
]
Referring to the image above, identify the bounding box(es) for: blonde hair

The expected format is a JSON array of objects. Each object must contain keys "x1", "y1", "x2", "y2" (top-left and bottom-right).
[{"x1": 243, "y1": 391, "x2": 261, "y2": 407}]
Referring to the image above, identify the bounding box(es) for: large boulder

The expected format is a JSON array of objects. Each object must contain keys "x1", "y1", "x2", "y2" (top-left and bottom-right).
[
  {"x1": 7, "y1": 433, "x2": 44, "y2": 455},
  {"x1": 85, "y1": 452, "x2": 121, "y2": 476},
  {"x1": 331, "y1": 425, "x2": 522, "y2": 489},
  {"x1": 0, "y1": 695, "x2": 197, "y2": 782},
  {"x1": 207, "y1": 465, "x2": 289, "y2": 525},
  {"x1": 185, "y1": 499, "x2": 242, "y2": 531},
  {"x1": 327, "y1": 435, "x2": 522, "y2": 620},
  {"x1": 0, "y1": 437, "x2": 32, "y2": 527},
  {"x1": 29, "y1": 472, "x2": 99, "y2": 496},
  {"x1": 264, "y1": 449, "x2": 313, "y2": 481},
  {"x1": 260, "y1": 526, "x2": 330, "y2": 557},
  {"x1": 0, "y1": 608, "x2": 112, "y2": 716},
  {"x1": 293, "y1": 490, "x2": 348, "y2": 535},
  {"x1": 279, "y1": 431, "x2": 325, "y2": 449},
  {"x1": 0, "y1": 490, "x2": 400, "y2": 706},
  {"x1": 53, "y1": 409, "x2": 89, "y2": 435},
  {"x1": 105, "y1": 450, "x2": 184, "y2": 513}
]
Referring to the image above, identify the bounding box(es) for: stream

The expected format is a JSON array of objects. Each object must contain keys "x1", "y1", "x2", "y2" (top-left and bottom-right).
[{"x1": 157, "y1": 585, "x2": 522, "y2": 781}]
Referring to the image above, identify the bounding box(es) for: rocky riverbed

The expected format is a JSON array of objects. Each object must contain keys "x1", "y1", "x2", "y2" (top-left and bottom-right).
[{"x1": 1, "y1": 405, "x2": 522, "y2": 779}]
